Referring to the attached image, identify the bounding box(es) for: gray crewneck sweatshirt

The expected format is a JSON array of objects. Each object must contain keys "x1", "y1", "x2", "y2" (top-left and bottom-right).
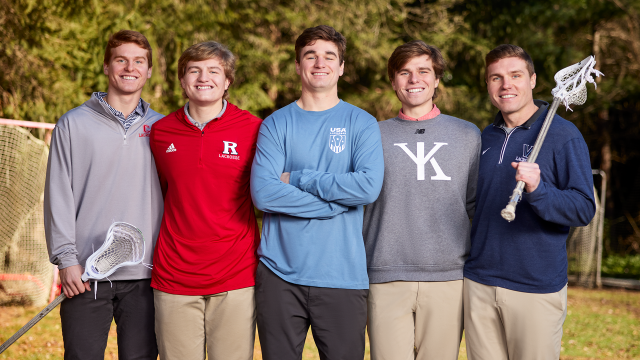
[{"x1": 363, "y1": 114, "x2": 481, "y2": 283}]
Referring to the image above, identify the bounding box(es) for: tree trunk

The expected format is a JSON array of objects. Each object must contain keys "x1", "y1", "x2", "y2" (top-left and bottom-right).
[{"x1": 593, "y1": 27, "x2": 613, "y2": 217}]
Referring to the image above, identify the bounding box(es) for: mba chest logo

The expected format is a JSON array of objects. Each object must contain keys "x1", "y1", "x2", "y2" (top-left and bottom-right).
[
  {"x1": 515, "y1": 144, "x2": 534, "y2": 162},
  {"x1": 329, "y1": 128, "x2": 347, "y2": 154},
  {"x1": 395, "y1": 142, "x2": 451, "y2": 181}
]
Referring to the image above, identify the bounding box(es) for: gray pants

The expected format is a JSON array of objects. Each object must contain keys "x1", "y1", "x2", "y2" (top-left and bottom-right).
[
  {"x1": 256, "y1": 262, "x2": 368, "y2": 360},
  {"x1": 60, "y1": 279, "x2": 157, "y2": 360}
]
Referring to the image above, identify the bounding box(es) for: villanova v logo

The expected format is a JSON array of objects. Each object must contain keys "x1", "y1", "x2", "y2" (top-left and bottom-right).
[
  {"x1": 394, "y1": 142, "x2": 451, "y2": 181},
  {"x1": 516, "y1": 144, "x2": 534, "y2": 162}
]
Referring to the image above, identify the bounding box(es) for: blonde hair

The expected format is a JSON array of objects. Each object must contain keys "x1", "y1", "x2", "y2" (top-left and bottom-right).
[{"x1": 178, "y1": 41, "x2": 236, "y2": 100}]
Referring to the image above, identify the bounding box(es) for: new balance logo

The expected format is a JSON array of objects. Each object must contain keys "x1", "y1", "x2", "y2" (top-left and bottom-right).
[
  {"x1": 415, "y1": 129, "x2": 425, "y2": 134},
  {"x1": 394, "y1": 142, "x2": 451, "y2": 181},
  {"x1": 166, "y1": 143, "x2": 177, "y2": 153}
]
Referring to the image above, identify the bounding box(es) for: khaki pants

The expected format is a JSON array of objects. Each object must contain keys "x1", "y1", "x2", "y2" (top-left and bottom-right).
[
  {"x1": 463, "y1": 278, "x2": 567, "y2": 360},
  {"x1": 154, "y1": 286, "x2": 256, "y2": 360},
  {"x1": 368, "y1": 280, "x2": 464, "y2": 360}
]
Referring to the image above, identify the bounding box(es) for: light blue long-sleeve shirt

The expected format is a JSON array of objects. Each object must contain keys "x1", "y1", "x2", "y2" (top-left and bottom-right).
[{"x1": 250, "y1": 100, "x2": 384, "y2": 289}]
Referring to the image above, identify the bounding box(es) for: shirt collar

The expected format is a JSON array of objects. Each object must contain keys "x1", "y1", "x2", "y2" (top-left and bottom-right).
[
  {"x1": 94, "y1": 92, "x2": 145, "y2": 119},
  {"x1": 184, "y1": 100, "x2": 227, "y2": 129},
  {"x1": 398, "y1": 104, "x2": 441, "y2": 121},
  {"x1": 492, "y1": 99, "x2": 549, "y2": 129}
]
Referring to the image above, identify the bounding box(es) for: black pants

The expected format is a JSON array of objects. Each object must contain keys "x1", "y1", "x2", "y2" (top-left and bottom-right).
[
  {"x1": 59, "y1": 279, "x2": 157, "y2": 360},
  {"x1": 256, "y1": 262, "x2": 368, "y2": 360}
]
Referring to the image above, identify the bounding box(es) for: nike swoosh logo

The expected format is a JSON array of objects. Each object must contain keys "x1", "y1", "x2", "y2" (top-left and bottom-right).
[{"x1": 482, "y1": 147, "x2": 491, "y2": 155}]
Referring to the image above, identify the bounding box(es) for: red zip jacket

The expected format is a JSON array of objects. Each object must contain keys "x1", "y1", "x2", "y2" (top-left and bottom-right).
[{"x1": 149, "y1": 103, "x2": 262, "y2": 295}]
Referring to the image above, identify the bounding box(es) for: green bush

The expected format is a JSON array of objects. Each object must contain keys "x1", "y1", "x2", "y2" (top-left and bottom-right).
[{"x1": 601, "y1": 255, "x2": 640, "y2": 279}]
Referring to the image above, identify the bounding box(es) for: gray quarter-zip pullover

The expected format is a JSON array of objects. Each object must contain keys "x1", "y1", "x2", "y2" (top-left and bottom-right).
[{"x1": 44, "y1": 93, "x2": 164, "y2": 281}]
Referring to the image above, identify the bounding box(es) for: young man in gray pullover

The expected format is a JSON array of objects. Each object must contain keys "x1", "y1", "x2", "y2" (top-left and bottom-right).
[
  {"x1": 363, "y1": 40, "x2": 481, "y2": 360},
  {"x1": 44, "y1": 30, "x2": 163, "y2": 359}
]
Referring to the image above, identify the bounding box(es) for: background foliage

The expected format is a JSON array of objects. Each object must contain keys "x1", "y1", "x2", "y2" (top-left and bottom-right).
[{"x1": 2, "y1": 0, "x2": 640, "y2": 257}]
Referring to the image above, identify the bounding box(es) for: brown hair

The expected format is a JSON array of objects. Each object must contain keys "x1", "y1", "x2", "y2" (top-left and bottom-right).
[
  {"x1": 485, "y1": 44, "x2": 535, "y2": 79},
  {"x1": 104, "y1": 30, "x2": 153, "y2": 67},
  {"x1": 295, "y1": 25, "x2": 346, "y2": 64},
  {"x1": 177, "y1": 41, "x2": 236, "y2": 100},
  {"x1": 387, "y1": 40, "x2": 445, "y2": 100}
]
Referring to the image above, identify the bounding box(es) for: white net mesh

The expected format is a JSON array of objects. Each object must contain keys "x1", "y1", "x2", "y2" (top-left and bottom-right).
[
  {"x1": 551, "y1": 56, "x2": 604, "y2": 111},
  {"x1": 567, "y1": 187, "x2": 603, "y2": 287},
  {"x1": 0, "y1": 125, "x2": 52, "y2": 306},
  {"x1": 84, "y1": 222, "x2": 145, "y2": 280}
]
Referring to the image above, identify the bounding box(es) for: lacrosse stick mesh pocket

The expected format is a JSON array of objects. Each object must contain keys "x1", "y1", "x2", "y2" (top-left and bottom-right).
[
  {"x1": 551, "y1": 56, "x2": 603, "y2": 110},
  {"x1": 82, "y1": 222, "x2": 145, "y2": 281}
]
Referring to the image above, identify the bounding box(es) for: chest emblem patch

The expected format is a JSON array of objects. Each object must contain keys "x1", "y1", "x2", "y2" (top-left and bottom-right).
[
  {"x1": 139, "y1": 124, "x2": 151, "y2": 137},
  {"x1": 220, "y1": 141, "x2": 240, "y2": 160},
  {"x1": 516, "y1": 144, "x2": 534, "y2": 162},
  {"x1": 329, "y1": 128, "x2": 347, "y2": 154}
]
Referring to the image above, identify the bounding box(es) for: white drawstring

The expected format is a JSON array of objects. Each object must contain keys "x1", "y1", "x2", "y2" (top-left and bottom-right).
[{"x1": 93, "y1": 278, "x2": 113, "y2": 300}]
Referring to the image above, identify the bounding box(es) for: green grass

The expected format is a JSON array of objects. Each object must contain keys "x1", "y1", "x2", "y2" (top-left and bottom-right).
[
  {"x1": 0, "y1": 287, "x2": 638, "y2": 359},
  {"x1": 561, "y1": 287, "x2": 640, "y2": 359},
  {"x1": 602, "y1": 255, "x2": 640, "y2": 279}
]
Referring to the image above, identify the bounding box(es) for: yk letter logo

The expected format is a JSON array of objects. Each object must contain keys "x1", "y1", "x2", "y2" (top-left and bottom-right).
[{"x1": 394, "y1": 142, "x2": 451, "y2": 181}]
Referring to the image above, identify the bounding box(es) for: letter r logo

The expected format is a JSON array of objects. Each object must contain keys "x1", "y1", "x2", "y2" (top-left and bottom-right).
[{"x1": 222, "y1": 141, "x2": 238, "y2": 155}]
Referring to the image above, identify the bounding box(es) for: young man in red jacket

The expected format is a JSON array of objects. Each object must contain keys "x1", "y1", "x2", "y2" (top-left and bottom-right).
[{"x1": 149, "y1": 41, "x2": 262, "y2": 360}]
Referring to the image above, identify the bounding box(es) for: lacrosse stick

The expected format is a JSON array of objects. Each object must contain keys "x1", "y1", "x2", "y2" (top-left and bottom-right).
[
  {"x1": 0, "y1": 222, "x2": 145, "y2": 354},
  {"x1": 501, "y1": 56, "x2": 603, "y2": 222}
]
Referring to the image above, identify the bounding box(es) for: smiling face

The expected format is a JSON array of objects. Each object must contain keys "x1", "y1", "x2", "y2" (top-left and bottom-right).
[
  {"x1": 392, "y1": 55, "x2": 440, "y2": 116},
  {"x1": 103, "y1": 43, "x2": 152, "y2": 97},
  {"x1": 295, "y1": 39, "x2": 344, "y2": 94},
  {"x1": 179, "y1": 57, "x2": 230, "y2": 107},
  {"x1": 486, "y1": 56, "x2": 538, "y2": 126}
]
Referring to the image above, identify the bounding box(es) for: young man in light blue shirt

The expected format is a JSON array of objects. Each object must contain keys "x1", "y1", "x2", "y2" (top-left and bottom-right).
[{"x1": 250, "y1": 25, "x2": 384, "y2": 360}]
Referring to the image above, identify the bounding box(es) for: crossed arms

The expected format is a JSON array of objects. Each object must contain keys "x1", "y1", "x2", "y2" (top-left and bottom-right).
[{"x1": 250, "y1": 116, "x2": 384, "y2": 219}]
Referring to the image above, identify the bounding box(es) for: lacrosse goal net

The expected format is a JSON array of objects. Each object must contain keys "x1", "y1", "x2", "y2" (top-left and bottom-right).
[
  {"x1": 566, "y1": 170, "x2": 606, "y2": 288},
  {"x1": 0, "y1": 119, "x2": 55, "y2": 306}
]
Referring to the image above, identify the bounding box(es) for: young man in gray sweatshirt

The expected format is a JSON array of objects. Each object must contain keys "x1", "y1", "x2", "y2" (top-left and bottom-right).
[
  {"x1": 363, "y1": 40, "x2": 481, "y2": 360},
  {"x1": 44, "y1": 30, "x2": 163, "y2": 359}
]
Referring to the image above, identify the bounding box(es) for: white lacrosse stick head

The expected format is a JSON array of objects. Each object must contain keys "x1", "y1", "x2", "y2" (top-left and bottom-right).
[
  {"x1": 551, "y1": 55, "x2": 604, "y2": 111},
  {"x1": 81, "y1": 222, "x2": 145, "y2": 282}
]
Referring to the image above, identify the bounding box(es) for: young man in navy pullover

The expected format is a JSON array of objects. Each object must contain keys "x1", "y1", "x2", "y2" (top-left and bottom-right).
[
  {"x1": 250, "y1": 25, "x2": 384, "y2": 360},
  {"x1": 463, "y1": 44, "x2": 595, "y2": 360}
]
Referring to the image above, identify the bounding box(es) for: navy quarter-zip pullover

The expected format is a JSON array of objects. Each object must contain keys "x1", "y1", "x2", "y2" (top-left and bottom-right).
[{"x1": 464, "y1": 100, "x2": 596, "y2": 293}]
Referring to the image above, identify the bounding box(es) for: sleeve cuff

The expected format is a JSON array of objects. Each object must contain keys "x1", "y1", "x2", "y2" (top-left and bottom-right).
[
  {"x1": 289, "y1": 170, "x2": 302, "y2": 188},
  {"x1": 523, "y1": 181, "x2": 548, "y2": 204},
  {"x1": 57, "y1": 255, "x2": 80, "y2": 270}
]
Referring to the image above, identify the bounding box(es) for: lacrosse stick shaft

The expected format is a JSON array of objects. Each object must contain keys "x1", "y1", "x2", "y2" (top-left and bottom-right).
[
  {"x1": 501, "y1": 98, "x2": 561, "y2": 221},
  {"x1": 0, "y1": 222, "x2": 145, "y2": 354},
  {"x1": 0, "y1": 293, "x2": 67, "y2": 354}
]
